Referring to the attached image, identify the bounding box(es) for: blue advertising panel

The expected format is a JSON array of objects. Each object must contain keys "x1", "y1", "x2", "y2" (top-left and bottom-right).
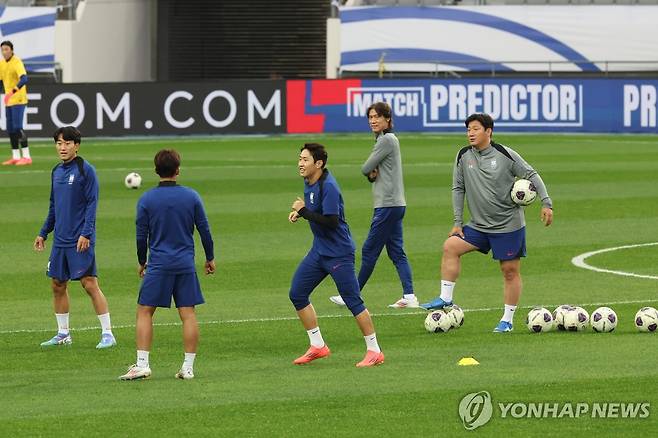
[{"x1": 292, "y1": 79, "x2": 657, "y2": 134}]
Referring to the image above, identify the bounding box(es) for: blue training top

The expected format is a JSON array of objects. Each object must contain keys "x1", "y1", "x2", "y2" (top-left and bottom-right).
[
  {"x1": 304, "y1": 170, "x2": 355, "y2": 258},
  {"x1": 39, "y1": 157, "x2": 98, "y2": 248},
  {"x1": 136, "y1": 181, "x2": 215, "y2": 274}
]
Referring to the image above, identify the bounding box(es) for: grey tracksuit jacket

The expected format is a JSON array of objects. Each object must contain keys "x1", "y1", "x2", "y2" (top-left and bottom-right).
[
  {"x1": 453, "y1": 142, "x2": 552, "y2": 233},
  {"x1": 361, "y1": 132, "x2": 406, "y2": 208}
]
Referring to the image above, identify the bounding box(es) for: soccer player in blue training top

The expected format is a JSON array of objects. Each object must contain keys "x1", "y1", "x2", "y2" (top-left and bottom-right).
[
  {"x1": 422, "y1": 113, "x2": 553, "y2": 332},
  {"x1": 329, "y1": 101, "x2": 418, "y2": 309},
  {"x1": 288, "y1": 143, "x2": 384, "y2": 367},
  {"x1": 120, "y1": 149, "x2": 215, "y2": 381},
  {"x1": 34, "y1": 126, "x2": 116, "y2": 349},
  {"x1": 1, "y1": 41, "x2": 32, "y2": 166}
]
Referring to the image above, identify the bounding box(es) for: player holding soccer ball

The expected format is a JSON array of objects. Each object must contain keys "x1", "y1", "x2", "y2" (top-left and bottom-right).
[
  {"x1": 34, "y1": 126, "x2": 116, "y2": 348},
  {"x1": 120, "y1": 149, "x2": 215, "y2": 381},
  {"x1": 288, "y1": 143, "x2": 384, "y2": 367},
  {"x1": 422, "y1": 113, "x2": 553, "y2": 332}
]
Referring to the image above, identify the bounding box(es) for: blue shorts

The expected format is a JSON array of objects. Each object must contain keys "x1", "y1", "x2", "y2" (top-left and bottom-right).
[
  {"x1": 6, "y1": 104, "x2": 25, "y2": 133},
  {"x1": 289, "y1": 251, "x2": 366, "y2": 316},
  {"x1": 138, "y1": 271, "x2": 205, "y2": 308},
  {"x1": 461, "y1": 226, "x2": 526, "y2": 261},
  {"x1": 47, "y1": 245, "x2": 97, "y2": 281}
]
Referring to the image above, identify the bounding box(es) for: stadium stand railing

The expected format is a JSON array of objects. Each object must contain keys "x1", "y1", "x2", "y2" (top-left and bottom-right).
[
  {"x1": 340, "y1": 59, "x2": 658, "y2": 78},
  {"x1": 24, "y1": 61, "x2": 62, "y2": 82},
  {"x1": 4, "y1": 0, "x2": 83, "y2": 19}
]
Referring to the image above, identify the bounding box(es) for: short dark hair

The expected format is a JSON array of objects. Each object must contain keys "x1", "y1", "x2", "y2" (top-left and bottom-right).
[
  {"x1": 367, "y1": 101, "x2": 393, "y2": 130},
  {"x1": 53, "y1": 126, "x2": 82, "y2": 145},
  {"x1": 465, "y1": 113, "x2": 494, "y2": 131},
  {"x1": 154, "y1": 149, "x2": 181, "y2": 178},
  {"x1": 1, "y1": 41, "x2": 13, "y2": 50},
  {"x1": 300, "y1": 143, "x2": 328, "y2": 168}
]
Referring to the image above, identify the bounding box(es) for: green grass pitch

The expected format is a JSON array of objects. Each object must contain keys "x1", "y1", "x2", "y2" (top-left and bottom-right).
[{"x1": 1, "y1": 133, "x2": 657, "y2": 436}]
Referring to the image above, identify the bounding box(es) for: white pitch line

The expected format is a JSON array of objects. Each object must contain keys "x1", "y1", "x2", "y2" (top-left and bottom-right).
[
  {"x1": 571, "y1": 242, "x2": 658, "y2": 280},
  {"x1": 3, "y1": 298, "x2": 658, "y2": 336},
  {"x1": 0, "y1": 161, "x2": 449, "y2": 175}
]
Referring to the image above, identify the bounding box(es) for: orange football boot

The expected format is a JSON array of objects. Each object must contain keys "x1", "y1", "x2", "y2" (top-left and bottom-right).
[
  {"x1": 293, "y1": 345, "x2": 331, "y2": 365},
  {"x1": 356, "y1": 350, "x2": 385, "y2": 368}
]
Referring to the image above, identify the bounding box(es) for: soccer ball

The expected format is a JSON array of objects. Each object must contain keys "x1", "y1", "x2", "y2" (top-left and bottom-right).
[
  {"x1": 424, "y1": 310, "x2": 452, "y2": 333},
  {"x1": 590, "y1": 307, "x2": 618, "y2": 333},
  {"x1": 124, "y1": 172, "x2": 142, "y2": 189},
  {"x1": 553, "y1": 305, "x2": 574, "y2": 331},
  {"x1": 634, "y1": 307, "x2": 658, "y2": 332},
  {"x1": 511, "y1": 179, "x2": 537, "y2": 206},
  {"x1": 526, "y1": 307, "x2": 553, "y2": 333},
  {"x1": 447, "y1": 304, "x2": 464, "y2": 328},
  {"x1": 563, "y1": 307, "x2": 589, "y2": 332}
]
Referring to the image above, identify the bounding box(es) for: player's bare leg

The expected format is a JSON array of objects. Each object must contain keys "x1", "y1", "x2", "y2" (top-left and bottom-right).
[
  {"x1": 422, "y1": 236, "x2": 477, "y2": 310},
  {"x1": 176, "y1": 306, "x2": 199, "y2": 379},
  {"x1": 178, "y1": 307, "x2": 199, "y2": 352},
  {"x1": 293, "y1": 304, "x2": 330, "y2": 365},
  {"x1": 52, "y1": 278, "x2": 70, "y2": 314},
  {"x1": 41, "y1": 279, "x2": 73, "y2": 346},
  {"x1": 296, "y1": 303, "x2": 319, "y2": 331},
  {"x1": 136, "y1": 305, "x2": 156, "y2": 351},
  {"x1": 441, "y1": 236, "x2": 478, "y2": 281},
  {"x1": 120, "y1": 305, "x2": 154, "y2": 380},
  {"x1": 354, "y1": 309, "x2": 375, "y2": 337},
  {"x1": 354, "y1": 309, "x2": 384, "y2": 367},
  {"x1": 80, "y1": 276, "x2": 109, "y2": 315},
  {"x1": 494, "y1": 258, "x2": 522, "y2": 333},
  {"x1": 81, "y1": 276, "x2": 115, "y2": 348},
  {"x1": 500, "y1": 259, "x2": 522, "y2": 307}
]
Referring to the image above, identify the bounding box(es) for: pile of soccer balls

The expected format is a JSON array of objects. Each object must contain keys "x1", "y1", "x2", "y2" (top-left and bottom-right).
[
  {"x1": 423, "y1": 305, "x2": 658, "y2": 334},
  {"x1": 424, "y1": 305, "x2": 464, "y2": 333},
  {"x1": 525, "y1": 305, "x2": 658, "y2": 333}
]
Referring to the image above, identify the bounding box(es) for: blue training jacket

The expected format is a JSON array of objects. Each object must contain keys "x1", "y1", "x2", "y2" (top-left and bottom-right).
[
  {"x1": 136, "y1": 181, "x2": 214, "y2": 274},
  {"x1": 39, "y1": 157, "x2": 98, "y2": 247}
]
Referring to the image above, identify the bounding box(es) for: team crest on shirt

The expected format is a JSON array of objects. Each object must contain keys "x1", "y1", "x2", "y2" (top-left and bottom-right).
[
  {"x1": 467, "y1": 160, "x2": 475, "y2": 169},
  {"x1": 491, "y1": 160, "x2": 497, "y2": 169},
  {"x1": 310, "y1": 192, "x2": 315, "y2": 204},
  {"x1": 68, "y1": 174, "x2": 75, "y2": 185}
]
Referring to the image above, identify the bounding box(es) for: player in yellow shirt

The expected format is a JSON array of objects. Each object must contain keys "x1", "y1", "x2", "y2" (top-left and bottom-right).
[{"x1": 1, "y1": 41, "x2": 31, "y2": 166}]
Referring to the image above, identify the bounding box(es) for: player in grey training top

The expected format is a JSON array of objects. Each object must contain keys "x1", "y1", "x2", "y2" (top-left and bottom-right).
[
  {"x1": 422, "y1": 113, "x2": 553, "y2": 333},
  {"x1": 329, "y1": 102, "x2": 418, "y2": 309}
]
